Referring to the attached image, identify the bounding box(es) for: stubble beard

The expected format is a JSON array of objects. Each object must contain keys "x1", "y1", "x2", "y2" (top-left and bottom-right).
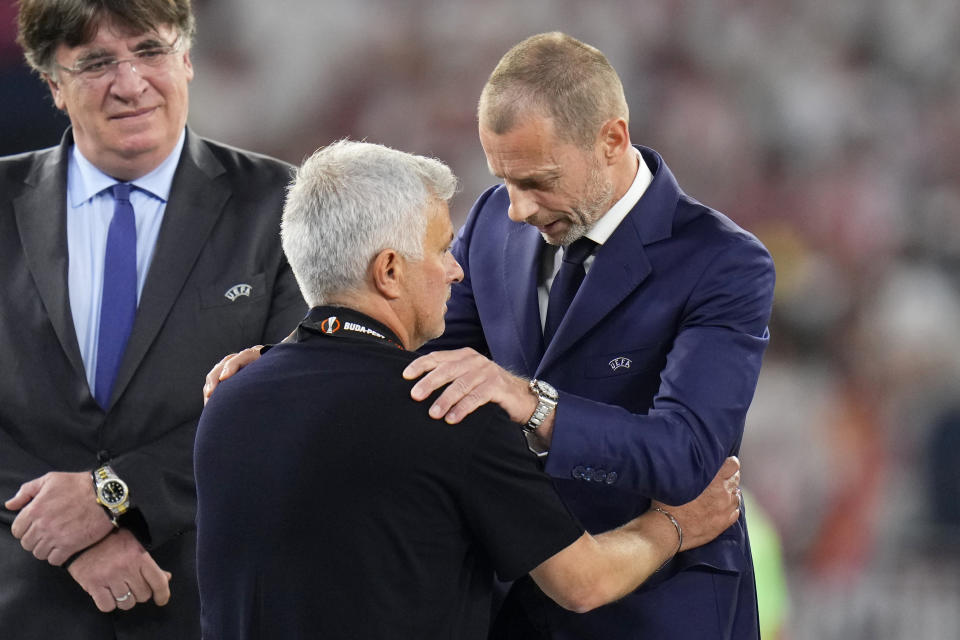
[{"x1": 554, "y1": 163, "x2": 615, "y2": 247}]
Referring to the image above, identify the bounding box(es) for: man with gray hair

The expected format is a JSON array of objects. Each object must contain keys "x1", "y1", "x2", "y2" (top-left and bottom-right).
[
  {"x1": 194, "y1": 140, "x2": 743, "y2": 639},
  {"x1": 205, "y1": 33, "x2": 773, "y2": 639}
]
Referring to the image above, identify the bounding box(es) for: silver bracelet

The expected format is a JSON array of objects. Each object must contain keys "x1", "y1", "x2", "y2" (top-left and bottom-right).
[{"x1": 652, "y1": 507, "x2": 683, "y2": 568}]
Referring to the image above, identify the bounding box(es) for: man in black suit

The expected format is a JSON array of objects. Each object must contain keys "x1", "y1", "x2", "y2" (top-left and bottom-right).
[{"x1": 0, "y1": 1, "x2": 305, "y2": 637}]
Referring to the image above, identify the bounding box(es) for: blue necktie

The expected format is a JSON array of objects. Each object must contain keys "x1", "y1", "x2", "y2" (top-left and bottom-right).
[
  {"x1": 543, "y1": 236, "x2": 596, "y2": 345},
  {"x1": 94, "y1": 183, "x2": 138, "y2": 408}
]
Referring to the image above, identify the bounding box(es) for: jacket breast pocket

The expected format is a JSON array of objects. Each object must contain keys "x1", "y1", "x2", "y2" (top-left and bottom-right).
[
  {"x1": 583, "y1": 346, "x2": 661, "y2": 380},
  {"x1": 199, "y1": 272, "x2": 268, "y2": 309}
]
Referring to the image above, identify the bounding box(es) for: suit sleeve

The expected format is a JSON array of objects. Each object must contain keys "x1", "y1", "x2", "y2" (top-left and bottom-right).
[
  {"x1": 0, "y1": 426, "x2": 52, "y2": 527},
  {"x1": 544, "y1": 238, "x2": 775, "y2": 504},
  {"x1": 261, "y1": 251, "x2": 308, "y2": 342},
  {"x1": 109, "y1": 231, "x2": 306, "y2": 548}
]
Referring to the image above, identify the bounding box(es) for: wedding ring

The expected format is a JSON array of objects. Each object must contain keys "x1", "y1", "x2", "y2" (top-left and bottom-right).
[{"x1": 115, "y1": 590, "x2": 132, "y2": 603}]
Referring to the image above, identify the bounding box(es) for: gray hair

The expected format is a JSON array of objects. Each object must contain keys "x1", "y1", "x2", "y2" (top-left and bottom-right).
[
  {"x1": 17, "y1": 0, "x2": 196, "y2": 75},
  {"x1": 281, "y1": 140, "x2": 458, "y2": 307},
  {"x1": 478, "y1": 32, "x2": 629, "y2": 149}
]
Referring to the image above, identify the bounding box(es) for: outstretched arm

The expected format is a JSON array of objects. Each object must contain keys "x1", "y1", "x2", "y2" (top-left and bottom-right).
[{"x1": 531, "y1": 457, "x2": 741, "y2": 612}]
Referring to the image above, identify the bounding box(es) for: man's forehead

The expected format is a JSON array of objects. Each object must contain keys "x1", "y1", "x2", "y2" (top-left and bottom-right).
[
  {"x1": 68, "y1": 21, "x2": 175, "y2": 53},
  {"x1": 480, "y1": 120, "x2": 566, "y2": 179},
  {"x1": 431, "y1": 200, "x2": 454, "y2": 232},
  {"x1": 484, "y1": 152, "x2": 562, "y2": 181},
  {"x1": 426, "y1": 208, "x2": 455, "y2": 248}
]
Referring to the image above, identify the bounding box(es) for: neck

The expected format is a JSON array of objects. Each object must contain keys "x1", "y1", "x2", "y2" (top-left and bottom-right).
[
  {"x1": 609, "y1": 144, "x2": 640, "y2": 204},
  {"x1": 325, "y1": 293, "x2": 416, "y2": 351}
]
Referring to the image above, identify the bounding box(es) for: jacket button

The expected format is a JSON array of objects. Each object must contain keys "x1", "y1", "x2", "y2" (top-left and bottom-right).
[
  {"x1": 572, "y1": 465, "x2": 586, "y2": 480},
  {"x1": 605, "y1": 471, "x2": 618, "y2": 485},
  {"x1": 594, "y1": 469, "x2": 607, "y2": 483},
  {"x1": 583, "y1": 466, "x2": 595, "y2": 482}
]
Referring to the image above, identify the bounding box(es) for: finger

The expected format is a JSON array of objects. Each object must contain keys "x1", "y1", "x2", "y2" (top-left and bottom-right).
[
  {"x1": 91, "y1": 587, "x2": 118, "y2": 613},
  {"x1": 442, "y1": 387, "x2": 493, "y2": 424},
  {"x1": 720, "y1": 456, "x2": 740, "y2": 476},
  {"x1": 110, "y1": 584, "x2": 136, "y2": 611},
  {"x1": 220, "y1": 346, "x2": 263, "y2": 379},
  {"x1": 47, "y1": 546, "x2": 70, "y2": 567},
  {"x1": 203, "y1": 354, "x2": 234, "y2": 402},
  {"x1": 402, "y1": 352, "x2": 442, "y2": 383},
  {"x1": 143, "y1": 563, "x2": 172, "y2": 606},
  {"x1": 5, "y1": 477, "x2": 42, "y2": 512},
  {"x1": 31, "y1": 537, "x2": 54, "y2": 561},
  {"x1": 723, "y1": 470, "x2": 741, "y2": 492},
  {"x1": 402, "y1": 348, "x2": 474, "y2": 382},
  {"x1": 14, "y1": 518, "x2": 36, "y2": 547},
  {"x1": 731, "y1": 506, "x2": 742, "y2": 527},
  {"x1": 425, "y1": 370, "x2": 488, "y2": 420},
  {"x1": 412, "y1": 356, "x2": 489, "y2": 406},
  {"x1": 128, "y1": 574, "x2": 153, "y2": 604}
]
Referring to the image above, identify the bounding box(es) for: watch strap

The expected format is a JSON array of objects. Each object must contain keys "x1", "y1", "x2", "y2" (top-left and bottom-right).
[
  {"x1": 93, "y1": 465, "x2": 129, "y2": 523},
  {"x1": 524, "y1": 379, "x2": 558, "y2": 433}
]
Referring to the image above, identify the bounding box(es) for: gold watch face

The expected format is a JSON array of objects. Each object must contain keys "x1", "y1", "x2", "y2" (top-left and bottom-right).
[{"x1": 98, "y1": 479, "x2": 127, "y2": 507}]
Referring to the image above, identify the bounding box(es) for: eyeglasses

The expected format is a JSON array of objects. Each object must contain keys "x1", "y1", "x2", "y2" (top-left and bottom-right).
[{"x1": 56, "y1": 36, "x2": 183, "y2": 81}]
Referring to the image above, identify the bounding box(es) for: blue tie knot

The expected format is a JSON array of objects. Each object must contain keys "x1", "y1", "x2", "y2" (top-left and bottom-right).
[{"x1": 112, "y1": 182, "x2": 132, "y2": 202}]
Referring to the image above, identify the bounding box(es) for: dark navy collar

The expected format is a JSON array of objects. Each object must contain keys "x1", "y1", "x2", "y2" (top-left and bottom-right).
[{"x1": 295, "y1": 306, "x2": 405, "y2": 350}]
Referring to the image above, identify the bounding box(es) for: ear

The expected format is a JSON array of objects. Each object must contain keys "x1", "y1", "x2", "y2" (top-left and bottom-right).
[
  {"x1": 598, "y1": 117, "x2": 631, "y2": 164},
  {"x1": 370, "y1": 248, "x2": 404, "y2": 300},
  {"x1": 182, "y1": 49, "x2": 194, "y2": 83},
  {"x1": 44, "y1": 74, "x2": 67, "y2": 111}
]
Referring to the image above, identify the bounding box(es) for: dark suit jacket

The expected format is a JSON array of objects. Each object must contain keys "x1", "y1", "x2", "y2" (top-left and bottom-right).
[
  {"x1": 0, "y1": 128, "x2": 307, "y2": 639},
  {"x1": 433, "y1": 147, "x2": 774, "y2": 639}
]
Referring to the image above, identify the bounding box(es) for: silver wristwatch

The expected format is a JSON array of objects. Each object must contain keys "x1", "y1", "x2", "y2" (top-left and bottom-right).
[
  {"x1": 524, "y1": 379, "x2": 559, "y2": 433},
  {"x1": 93, "y1": 465, "x2": 130, "y2": 526}
]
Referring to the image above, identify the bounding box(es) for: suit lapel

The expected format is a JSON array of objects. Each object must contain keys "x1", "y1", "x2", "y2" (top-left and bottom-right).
[
  {"x1": 538, "y1": 223, "x2": 652, "y2": 372},
  {"x1": 502, "y1": 222, "x2": 547, "y2": 375},
  {"x1": 13, "y1": 137, "x2": 88, "y2": 381},
  {"x1": 108, "y1": 131, "x2": 229, "y2": 406},
  {"x1": 538, "y1": 147, "x2": 678, "y2": 372}
]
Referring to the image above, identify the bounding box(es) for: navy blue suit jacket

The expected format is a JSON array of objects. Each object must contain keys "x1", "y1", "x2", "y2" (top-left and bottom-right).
[{"x1": 432, "y1": 147, "x2": 774, "y2": 638}]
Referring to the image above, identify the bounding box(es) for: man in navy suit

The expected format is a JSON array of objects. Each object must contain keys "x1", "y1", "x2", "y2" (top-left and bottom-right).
[
  {"x1": 207, "y1": 32, "x2": 774, "y2": 640},
  {"x1": 400, "y1": 32, "x2": 774, "y2": 639}
]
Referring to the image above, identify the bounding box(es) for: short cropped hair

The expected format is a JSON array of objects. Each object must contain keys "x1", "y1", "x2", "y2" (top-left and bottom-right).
[
  {"x1": 478, "y1": 32, "x2": 629, "y2": 148},
  {"x1": 17, "y1": 0, "x2": 196, "y2": 74},
  {"x1": 281, "y1": 140, "x2": 458, "y2": 307}
]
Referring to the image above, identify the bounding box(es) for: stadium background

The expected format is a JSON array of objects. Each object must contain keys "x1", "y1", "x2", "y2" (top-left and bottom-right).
[{"x1": 3, "y1": 1, "x2": 959, "y2": 637}]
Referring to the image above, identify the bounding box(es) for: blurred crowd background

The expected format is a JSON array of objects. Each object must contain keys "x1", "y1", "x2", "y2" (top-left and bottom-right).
[{"x1": 3, "y1": 0, "x2": 959, "y2": 637}]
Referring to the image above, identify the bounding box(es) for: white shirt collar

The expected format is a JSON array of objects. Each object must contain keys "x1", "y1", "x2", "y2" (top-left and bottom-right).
[{"x1": 584, "y1": 147, "x2": 652, "y2": 246}]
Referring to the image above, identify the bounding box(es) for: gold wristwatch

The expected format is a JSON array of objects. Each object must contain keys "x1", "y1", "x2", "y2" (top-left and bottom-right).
[{"x1": 93, "y1": 465, "x2": 130, "y2": 526}]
